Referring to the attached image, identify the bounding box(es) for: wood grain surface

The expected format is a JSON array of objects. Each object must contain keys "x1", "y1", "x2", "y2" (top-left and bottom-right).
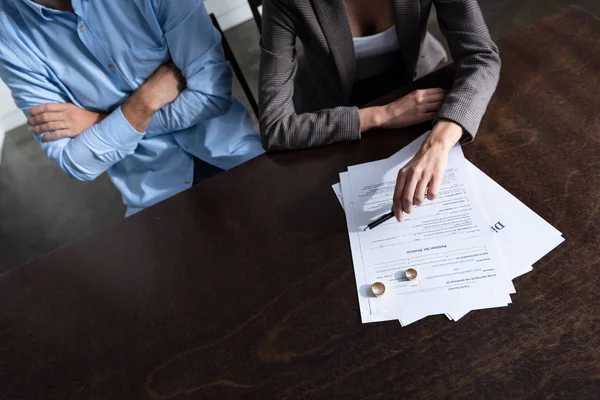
[{"x1": 1, "y1": 6, "x2": 599, "y2": 400}]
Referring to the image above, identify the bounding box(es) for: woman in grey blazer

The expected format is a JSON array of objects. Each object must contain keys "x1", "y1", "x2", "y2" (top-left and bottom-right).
[{"x1": 259, "y1": 0, "x2": 500, "y2": 220}]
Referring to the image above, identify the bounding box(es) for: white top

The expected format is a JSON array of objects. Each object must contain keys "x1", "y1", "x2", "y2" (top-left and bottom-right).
[{"x1": 353, "y1": 25, "x2": 401, "y2": 82}]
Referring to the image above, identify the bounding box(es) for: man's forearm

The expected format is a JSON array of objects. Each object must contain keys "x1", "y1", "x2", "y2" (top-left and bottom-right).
[
  {"x1": 121, "y1": 88, "x2": 157, "y2": 133},
  {"x1": 126, "y1": 62, "x2": 186, "y2": 134},
  {"x1": 37, "y1": 106, "x2": 148, "y2": 182}
]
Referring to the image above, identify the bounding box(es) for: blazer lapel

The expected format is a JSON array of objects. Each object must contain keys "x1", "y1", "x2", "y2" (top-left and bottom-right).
[
  {"x1": 393, "y1": 0, "x2": 422, "y2": 77},
  {"x1": 311, "y1": 0, "x2": 355, "y2": 98}
]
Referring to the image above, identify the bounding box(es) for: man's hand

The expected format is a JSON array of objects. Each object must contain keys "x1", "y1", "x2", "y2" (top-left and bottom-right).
[
  {"x1": 28, "y1": 103, "x2": 108, "y2": 142},
  {"x1": 392, "y1": 120, "x2": 463, "y2": 221},
  {"x1": 29, "y1": 63, "x2": 186, "y2": 141},
  {"x1": 137, "y1": 62, "x2": 186, "y2": 113},
  {"x1": 121, "y1": 62, "x2": 186, "y2": 132}
]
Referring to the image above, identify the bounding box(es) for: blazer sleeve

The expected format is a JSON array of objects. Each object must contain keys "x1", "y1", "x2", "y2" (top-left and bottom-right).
[
  {"x1": 433, "y1": 0, "x2": 501, "y2": 141},
  {"x1": 259, "y1": 0, "x2": 361, "y2": 152}
]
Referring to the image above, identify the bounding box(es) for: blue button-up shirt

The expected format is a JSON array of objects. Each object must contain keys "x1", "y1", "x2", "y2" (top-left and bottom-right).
[{"x1": 0, "y1": 0, "x2": 264, "y2": 216}]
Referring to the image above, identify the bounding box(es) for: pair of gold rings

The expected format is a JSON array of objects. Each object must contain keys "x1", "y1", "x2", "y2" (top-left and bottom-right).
[{"x1": 371, "y1": 268, "x2": 418, "y2": 297}]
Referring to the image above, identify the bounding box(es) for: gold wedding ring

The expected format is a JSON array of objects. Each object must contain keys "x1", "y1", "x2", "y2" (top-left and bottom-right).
[
  {"x1": 405, "y1": 268, "x2": 418, "y2": 281},
  {"x1": 371, "y1": 282, "x2": 386, "y2": 297}
]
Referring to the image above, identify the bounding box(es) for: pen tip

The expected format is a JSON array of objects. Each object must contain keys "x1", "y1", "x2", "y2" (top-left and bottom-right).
[{"x1": 364, "y1": 227, "x2": 369, "y2": 231}]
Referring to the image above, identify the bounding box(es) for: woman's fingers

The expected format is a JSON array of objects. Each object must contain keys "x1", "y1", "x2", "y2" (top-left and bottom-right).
[
  {"x1": 412, "y1": 88, "x2": 445, "y2": 105},
  {"x1": 389, "y1": 126, "x2": 454, "y2": 224},
  {"x1": 393, "y1": 171, "x2": 407, "y2": 221},
  {"x1": 414, "y1": 178, "x2": 429, "y2": 206},
  {"x1": 394, "y1": 162, "x2": 445, "y2": 223},
  {"x1": 428, "y1": 172, "x2": 443, "y2": 201},
  {"x1": 420, "y1": 88, "x2": 446, "y2": 97},
  {"x1": 425, "y1": 93, "x2": 446, "y2": 103},
  {"x1": 421, "y1": 100, "x2": 444, "y2": 113},
  {"x1": 401, "y1": 173, "x2": 419, "y2": 215},
  {"x1": 413, "y1": 111, "x2": 437, "y2": 124}
]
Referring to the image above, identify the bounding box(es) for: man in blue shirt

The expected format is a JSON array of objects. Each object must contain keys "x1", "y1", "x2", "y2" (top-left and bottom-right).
[{"x1": 0, "y1": 0, "x2": 264, "y2": 216}]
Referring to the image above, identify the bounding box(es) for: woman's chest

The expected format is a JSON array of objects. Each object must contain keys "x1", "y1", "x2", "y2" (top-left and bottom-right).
[{"x1": 344, "y1": 0, "x2": 395, "y2": 37}]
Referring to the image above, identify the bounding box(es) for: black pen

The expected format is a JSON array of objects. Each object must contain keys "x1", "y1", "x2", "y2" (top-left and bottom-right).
[
  {"x1": 364, "y1": 211, "x2": 395, "y2": 231},
  {"x1": 364, "y1": 192, "x2": 429, "y2": 231}
]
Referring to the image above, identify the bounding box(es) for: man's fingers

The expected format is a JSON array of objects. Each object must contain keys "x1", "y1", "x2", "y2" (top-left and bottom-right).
[
  {"x1": 40, "y1": 130, "x2": 73, "y2": 142},
  {"x1": 414, "y1": 178, "x2": 429, "y2": 206},
  {"x1": 393, "y1": 171, "x2": 407, "y2": 221},
  {"x1": 31, "y1": 121, "x2": 69, "y2": 134},
  {"x1": 28, "y1": 112, "x2": 66, "y2": 126},
  {"x1": 29, "y1": 103, "x2": 67, "y2": 116},
  {"x1": 427, "y1": 173, "x2": 443, "y2": 201}
]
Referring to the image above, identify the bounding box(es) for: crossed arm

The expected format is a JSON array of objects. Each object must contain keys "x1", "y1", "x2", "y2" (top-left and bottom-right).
[
  {"x1": 0, "y1": 0, "x2": 232, "y2": 181},
  {"x1": 27, "y1": 63, "x2": 186, "y2": 143}
]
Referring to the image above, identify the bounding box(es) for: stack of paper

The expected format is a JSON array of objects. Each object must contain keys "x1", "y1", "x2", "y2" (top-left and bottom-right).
[{"x1": 333, "y1": 133, "x2": 564, "y2": 326}]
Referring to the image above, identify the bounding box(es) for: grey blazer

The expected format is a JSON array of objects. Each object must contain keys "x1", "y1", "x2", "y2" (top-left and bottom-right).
[{"x1": 259, "y1": 0, "x2": 501, "y2": 151}]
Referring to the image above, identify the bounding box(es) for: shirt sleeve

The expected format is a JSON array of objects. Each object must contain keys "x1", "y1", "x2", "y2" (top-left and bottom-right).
[
  {"x1": 0, "y1": 42, "x2": 144, "y2": 182},
  {"x1": 145, "y1": 0, "x2": 233, "y2": 136}
]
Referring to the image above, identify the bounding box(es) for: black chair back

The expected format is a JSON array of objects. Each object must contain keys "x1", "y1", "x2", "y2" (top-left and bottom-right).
[
  {"x1": 210, "y1": 14, "x2": 259, "y2": 119},
  {"x1": 247, "y1": 0, "x2": 262, "y2": 34}
]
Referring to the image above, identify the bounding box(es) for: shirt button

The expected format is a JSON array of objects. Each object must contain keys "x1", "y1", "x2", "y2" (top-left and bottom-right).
[
  {"x1": 185, "y1": 179, "x2": 191, "y2": 185},
  {"x1": 79, "y1": 25, "x2": 85, "y2": 32},
  {"x1": 184, "y1": 144, "x2": 189, "y2": 149},
  {"x1": 108, "y1": 64, "x2": 116, "y2": 72}
]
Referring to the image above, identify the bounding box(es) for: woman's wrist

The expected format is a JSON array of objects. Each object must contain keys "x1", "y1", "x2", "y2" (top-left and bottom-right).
[
  {"x1": 423, "y1": 120, "x2": 463, "y2": 152},
  {"x1": 359, "y1": 106, "x2": 387, "y2": 132}
]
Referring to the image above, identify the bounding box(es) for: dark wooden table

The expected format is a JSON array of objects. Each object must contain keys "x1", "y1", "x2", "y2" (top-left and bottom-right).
[{"x1": 1, "y1": 6, "x2": 599, "y2": 399}]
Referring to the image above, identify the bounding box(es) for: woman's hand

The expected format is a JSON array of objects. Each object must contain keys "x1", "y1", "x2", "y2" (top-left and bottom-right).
[
  {"x1": 382, "y1": 88, "x2": 446, "y2": 128},
  {"x1": 392, "y1": 120, "x2": 463, "y2": 221},
  {"x1": 28, "y1": 103, "x2": 108, "y2": 142},
  {"x1": 360, "y1": 88, "x2": 446, "y2": 132}
]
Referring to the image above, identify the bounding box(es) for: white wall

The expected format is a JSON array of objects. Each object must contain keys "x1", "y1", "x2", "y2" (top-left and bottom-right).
[
  {"x1": 0, "y1": 81, "x2": 26, "y2": 130},
  {"x1": 0, "y1": 80, "x2": 27, "y2": 162},
  {"x1": 204, "y1": 0, "x2": 254, "y2": 31}
]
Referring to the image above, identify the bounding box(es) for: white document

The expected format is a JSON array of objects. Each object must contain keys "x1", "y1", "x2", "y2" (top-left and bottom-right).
[
  {"x1": 447, "y1": 162, "x2": 564, "y2": 321},
  {"x1": 467, "y1": 162, "x2": 564, "y2": 270},
  {"x1": 335, "y1": 133, "x2": 563, "y2": 325},
  {"x1": 342, "y1": 138, "x2": 514, "y2": 324},
  {"x1": 340, "y1": 172, "x2": 445, "y2": 327},
  {"x1": 338, "y1": 173, "x2": 512, "y2": 324},
  {"x1": 333, "y1": 157, "x2": 564, "y2": 281}
]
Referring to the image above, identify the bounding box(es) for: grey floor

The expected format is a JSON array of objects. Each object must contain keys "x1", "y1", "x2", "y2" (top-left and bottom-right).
[{"x1": 1, "y1": 0, "x2": 598, "y2": 273}]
